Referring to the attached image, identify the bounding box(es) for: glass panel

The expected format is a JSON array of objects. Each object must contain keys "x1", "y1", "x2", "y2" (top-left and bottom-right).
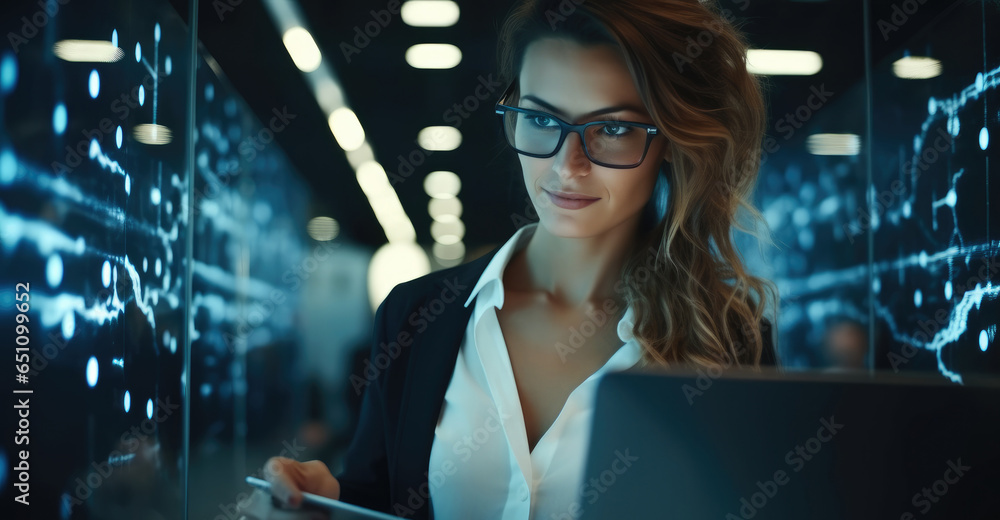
[
  {"x1": 867, "y1": 0, "x2": 999, "y2": 382},
  {"x1": 0, "y1": 1, "x2": 193, "y2": 517},
  {"x1": 185, "y1": 40, "x2": 311, "y2": 518},
  {"x1": 0, "y1": 1, "x2": 313, "y2": 518},
  {"x1": 734, "y1": 0, "x2": 871, "y2": 372}
]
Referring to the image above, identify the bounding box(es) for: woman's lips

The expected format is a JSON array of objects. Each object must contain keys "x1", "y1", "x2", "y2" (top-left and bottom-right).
[{"x1": 543, "y1": 189, "x2": 599, "y2": 209}]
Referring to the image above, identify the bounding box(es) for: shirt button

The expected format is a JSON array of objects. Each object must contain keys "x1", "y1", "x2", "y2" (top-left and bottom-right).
[{"x1": 520, "y1": 485, "x2": 529, "y2": 502}]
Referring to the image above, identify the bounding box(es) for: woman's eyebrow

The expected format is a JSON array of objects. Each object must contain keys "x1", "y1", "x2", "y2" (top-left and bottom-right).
[{"x1": 521, "y1": 94, "x2": 646, "y2": 118}]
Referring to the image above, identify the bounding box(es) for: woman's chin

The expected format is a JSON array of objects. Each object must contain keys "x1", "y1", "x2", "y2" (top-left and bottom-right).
[{"x1": 536, "y1": 216, "x2": 601, "y2": 239}]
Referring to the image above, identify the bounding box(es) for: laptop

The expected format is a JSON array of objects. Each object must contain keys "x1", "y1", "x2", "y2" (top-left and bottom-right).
[{"x1": 577, "y1": 368, "x2": 1000, "y2": 520}]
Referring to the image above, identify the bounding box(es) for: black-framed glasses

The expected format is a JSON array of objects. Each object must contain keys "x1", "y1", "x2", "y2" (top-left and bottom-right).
[{"x1": 494, "y1": 80, "x2": 660, "y2": 169}]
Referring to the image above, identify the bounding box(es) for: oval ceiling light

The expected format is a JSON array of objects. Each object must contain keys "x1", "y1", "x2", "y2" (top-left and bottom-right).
[
  {"x1": 368, "y1": 241, "x2": 430, "y2": 312},
  {"x1": 428, "y1": 196, "x2": 462, "y2": 222},
  {"x1": 132, "y1": 124, "x2": 172, "y2": 145},
  {"x1": 53, "y1": 40, "x2": 123, "y2": 62},
  {"x1": 418, "y1": 126, "x2": 461, "y2": 151},
  {"x1": 746, "y1": 49, "x2": 822, "y2": 75},
  {"x1": 356, "y1": 161, "x2": 392, "y2": 198},
  {"x1": 431, "y1": 219, "x2": 465, "y2": 245},
  {"x1": 307, "y1": 216, "x2": 339, "y2": 241},
  {"x1": 892, "y1": 56, "x2": 942, "y2": 79},
  {"x1": 329, "y1": 107, "x2": 366, "y2": 151},
  {"x1": 401, "y1": 0, "x2": 460, "y2": 27},
  {"x1": 806, "y1": 133, "x2": 861, "y2": 156},
  {"x1": 433, "y1": 241, "x2": 465, "y2": 261},
  {"x1": 405, "y1": 43, "x2": 462, "y2": 69},
  {"x1": 423, "y1": 170, "x2": 461, "y2": 198},
  {"x1": 282, "y1": 27, "x2": 322, "y2": 73}
]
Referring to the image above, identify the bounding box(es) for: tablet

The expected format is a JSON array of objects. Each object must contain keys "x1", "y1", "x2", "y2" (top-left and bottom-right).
[{"x1": 245, "y1": 476, "x2": 405, "y2": 520}]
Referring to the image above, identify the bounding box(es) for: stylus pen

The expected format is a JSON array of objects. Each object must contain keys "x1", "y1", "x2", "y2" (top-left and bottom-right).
[{"x1": 245, "y1": 476, "x2": 403, "y2": 520}]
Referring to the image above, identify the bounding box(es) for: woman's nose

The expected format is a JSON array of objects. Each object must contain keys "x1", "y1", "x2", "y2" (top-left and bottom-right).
[{"x1": 551, "y1": 131, "x2": 591, "y2": 178}]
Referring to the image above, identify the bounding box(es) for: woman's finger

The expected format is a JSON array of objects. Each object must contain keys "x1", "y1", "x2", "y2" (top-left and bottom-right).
[{"x1": 263, "y1": 457, "x2": 340, "y2": 509}]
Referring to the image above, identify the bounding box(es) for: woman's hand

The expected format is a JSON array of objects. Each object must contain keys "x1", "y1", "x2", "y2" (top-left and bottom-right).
[{"x1": 265, "y1": 457, "x2": 341, "y2": 509}]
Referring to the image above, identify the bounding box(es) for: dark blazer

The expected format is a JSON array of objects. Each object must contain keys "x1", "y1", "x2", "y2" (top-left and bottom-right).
[{"x1": 334, "y1": 244, "x2": 778, "y2": 519}]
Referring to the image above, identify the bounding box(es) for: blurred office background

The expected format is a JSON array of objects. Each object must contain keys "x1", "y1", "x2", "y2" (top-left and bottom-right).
[{"x1": 0, "y1": 0, "x2": 996, "y2": 518}]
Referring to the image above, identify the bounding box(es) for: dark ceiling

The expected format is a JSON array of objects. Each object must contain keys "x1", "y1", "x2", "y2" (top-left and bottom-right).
[{"x1": 171, "y1": 0, "x2": 948, "y2": 252}]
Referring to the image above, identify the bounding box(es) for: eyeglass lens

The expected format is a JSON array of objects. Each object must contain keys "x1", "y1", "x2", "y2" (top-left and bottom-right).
[{"x1": 502, "y1": 110, "x2": 649, "y2": 166}]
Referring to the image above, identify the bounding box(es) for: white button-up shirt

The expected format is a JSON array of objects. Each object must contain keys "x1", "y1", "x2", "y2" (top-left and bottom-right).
[{"x1": 428, "y1": 223, "x2": 642, "y2": 520}]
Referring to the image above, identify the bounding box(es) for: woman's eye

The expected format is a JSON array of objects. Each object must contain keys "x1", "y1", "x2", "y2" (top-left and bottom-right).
[
  {"x1": 601, "y1": 124, "x2": 629, "y2": 136},
  {"x1": 529, "y1": 115, "x2": 554, "y2": 127}
]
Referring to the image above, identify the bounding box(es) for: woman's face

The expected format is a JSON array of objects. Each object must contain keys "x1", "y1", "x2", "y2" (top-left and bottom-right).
[{"x1": 517, "y1": 37, "x2": 668, "y2": 238}]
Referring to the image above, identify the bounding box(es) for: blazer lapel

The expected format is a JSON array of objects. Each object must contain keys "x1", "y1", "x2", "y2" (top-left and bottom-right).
[{"x1": 392, "y1": 247, "x2": 500, "y2": 519}]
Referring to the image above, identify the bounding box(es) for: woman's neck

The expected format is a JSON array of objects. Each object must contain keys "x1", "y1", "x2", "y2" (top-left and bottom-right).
[{"x1": 509, "y1": 216, "x2": 640, "y2": 312}]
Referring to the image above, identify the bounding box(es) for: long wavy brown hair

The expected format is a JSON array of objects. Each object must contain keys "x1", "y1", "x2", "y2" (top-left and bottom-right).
[{"x1": 497, "y1": 0, "x2": 780, "y2": 369}]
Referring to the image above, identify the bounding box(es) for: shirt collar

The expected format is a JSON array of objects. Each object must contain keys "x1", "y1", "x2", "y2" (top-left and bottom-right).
[{"x1": 463, "y1": 223, "x2": 538, "y2": 310}]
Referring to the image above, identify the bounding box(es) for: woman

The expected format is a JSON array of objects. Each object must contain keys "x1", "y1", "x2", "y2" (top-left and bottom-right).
[{"x1": 255, "y1": 0, "x2": 778, "y2": 517}]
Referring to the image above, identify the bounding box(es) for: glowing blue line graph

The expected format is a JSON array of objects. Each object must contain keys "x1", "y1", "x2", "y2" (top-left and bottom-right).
[
  {"x1": 874, "y1": 281, "x2": 998, "y2": 384},
  {"x1": 764, "y1": 36, "x2": 998, "y2": 378}
]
